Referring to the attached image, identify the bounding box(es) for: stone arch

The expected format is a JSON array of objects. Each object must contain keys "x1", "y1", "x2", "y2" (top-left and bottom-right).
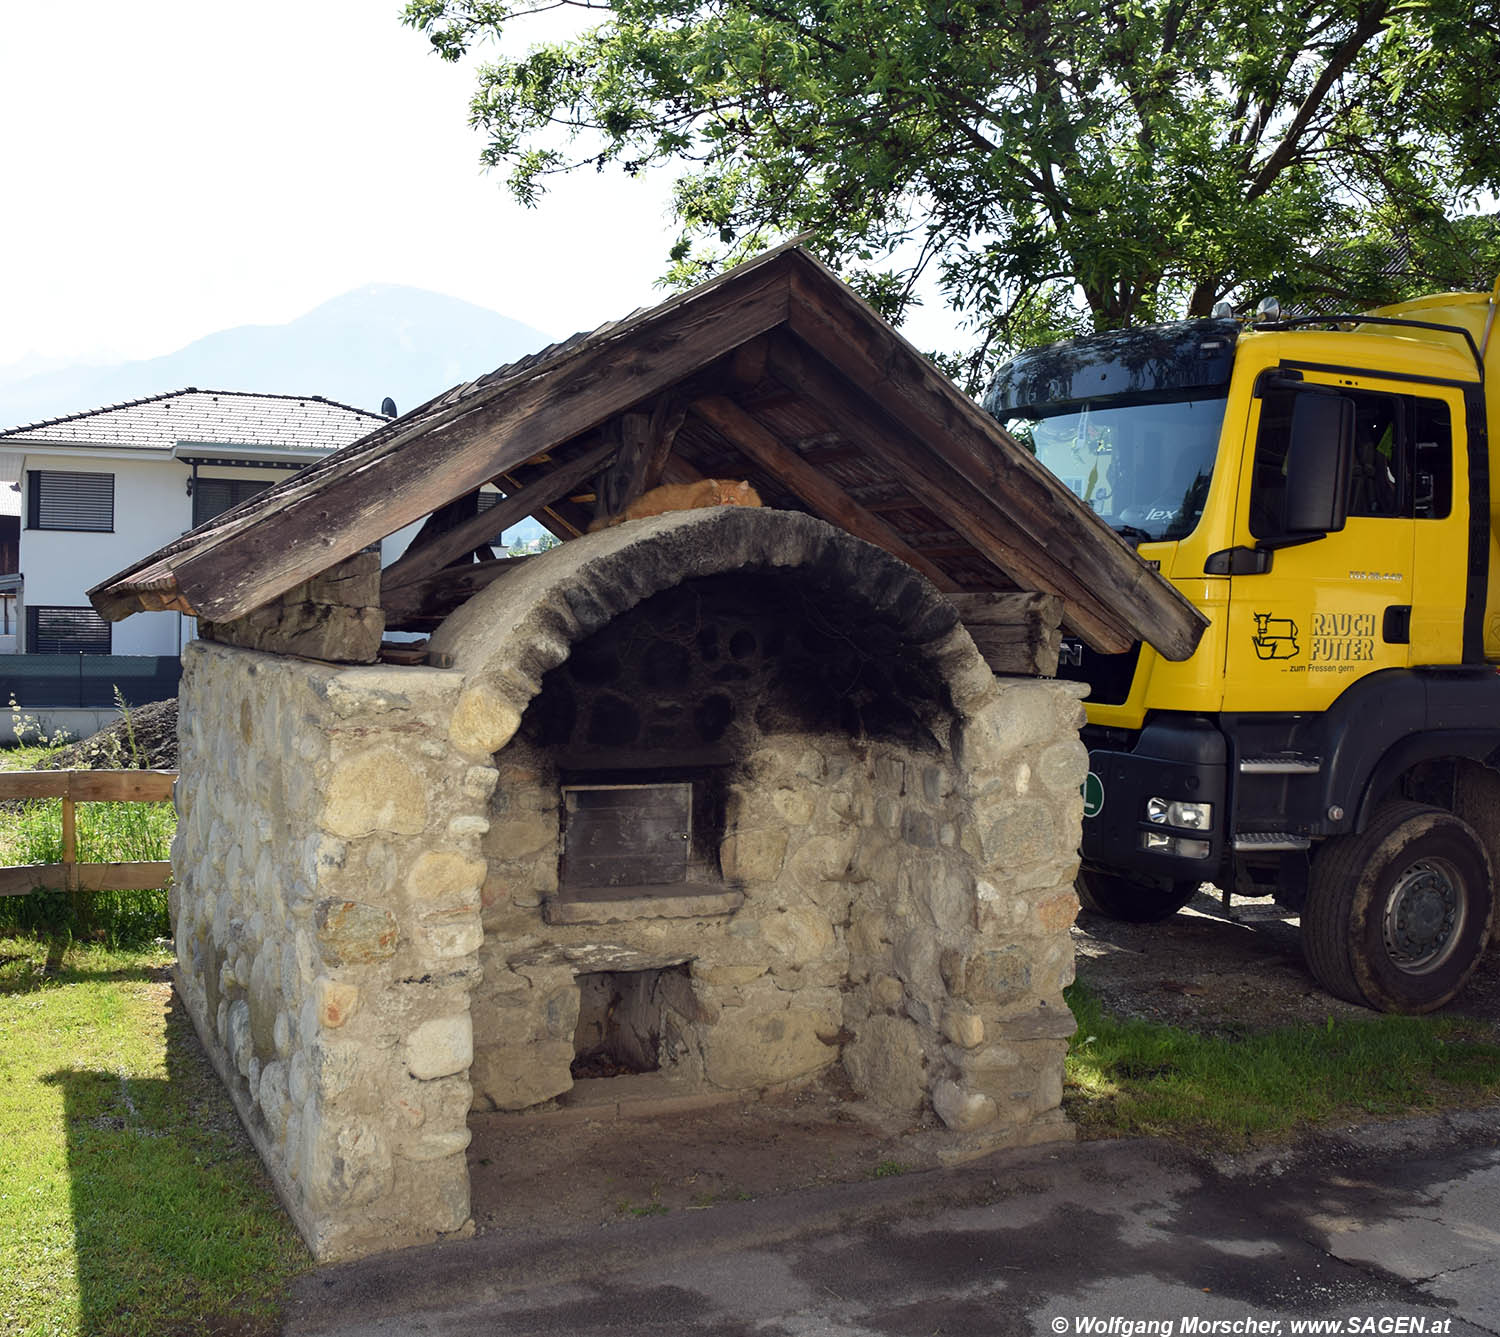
[{"x1": 428, "y1": 508, "x2": 999, "y2": 761}]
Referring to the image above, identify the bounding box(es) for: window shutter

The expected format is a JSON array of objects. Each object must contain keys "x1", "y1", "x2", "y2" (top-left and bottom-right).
[
  {"x1": 193, "y1": 477, "x2": 270, "y2": 527},
  {"x1": 29, "y1": 471, "x2": 114, "y2": 531},
  {"x1": 26, "y1": 606, "x2": 112, "y2": 654}
]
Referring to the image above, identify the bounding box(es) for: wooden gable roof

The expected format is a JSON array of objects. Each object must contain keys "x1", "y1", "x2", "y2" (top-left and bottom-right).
[{"x1": 89, "y1": 244, "x2": 1206, "y2": 660}]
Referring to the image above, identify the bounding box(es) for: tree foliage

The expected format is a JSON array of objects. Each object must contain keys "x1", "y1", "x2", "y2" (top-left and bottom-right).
[{"x1": 405, "y1": 0, "x2": 1500, "y2": 383}]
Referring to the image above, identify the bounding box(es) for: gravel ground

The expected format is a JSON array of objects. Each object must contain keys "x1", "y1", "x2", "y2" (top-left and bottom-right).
[{"x1": 1072, "y1": 885, "x2": 1500, "y2": 1032}]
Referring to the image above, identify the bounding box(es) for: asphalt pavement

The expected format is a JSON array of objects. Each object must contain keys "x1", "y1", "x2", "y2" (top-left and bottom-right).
[{"x1": 283, "y1": 1108, "x2": 1500, "y2": 1337}]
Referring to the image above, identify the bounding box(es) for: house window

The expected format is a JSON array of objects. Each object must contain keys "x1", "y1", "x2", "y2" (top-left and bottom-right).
[
  {"x1": 27, "y1": 605, "x2": 112, "y2": 654},
  {"x1": 192, "y1": 477, "x2": 271, "y2": 528},
  {"x1": 27, "y1": 470, "x2": 115, "y2": 532}
]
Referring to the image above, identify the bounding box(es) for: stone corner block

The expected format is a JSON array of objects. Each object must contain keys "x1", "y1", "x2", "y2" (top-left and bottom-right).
[
  {"x1": 450, "y1": 682, "x2": 522, "y2": 759},
  {"x1": 932, "y1": 1079, "x2": 998, "y2": 1132},
  {"x1": 315, "y1": 900, "x2": 399, "y2": 967},
  {"x1": 405, "y1": 1014, "x2": 474, "y2": 1080}
]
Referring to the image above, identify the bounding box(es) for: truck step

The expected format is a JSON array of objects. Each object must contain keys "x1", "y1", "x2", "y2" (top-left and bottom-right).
[
  {"x1": 1239, "y1": 754, "x2": 1322, "y2": 775},
  {"x1": 1233, "y1": 831, "x2": 1312, "y2": 852}
]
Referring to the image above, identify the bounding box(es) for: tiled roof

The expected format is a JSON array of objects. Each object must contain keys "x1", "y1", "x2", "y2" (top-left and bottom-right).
[{"x1": 0, "y1": 389, "x2": 386, "y2": 453}]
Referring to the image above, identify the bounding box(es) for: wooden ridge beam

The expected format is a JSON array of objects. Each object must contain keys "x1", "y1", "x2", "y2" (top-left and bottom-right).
[{"x1": 687, "y1": 394, "x2": 960, "y2": 593}]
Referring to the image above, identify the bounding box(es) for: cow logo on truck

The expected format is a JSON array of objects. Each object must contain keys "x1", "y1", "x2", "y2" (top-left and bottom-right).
[{"x1": 1252, "y1": 612, "x2": 1300, "y2": 660}]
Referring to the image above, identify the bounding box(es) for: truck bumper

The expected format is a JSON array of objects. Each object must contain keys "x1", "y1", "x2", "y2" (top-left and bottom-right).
[{"x1": 1081, "y1": 715, "x2": 1230, "y2": 885}]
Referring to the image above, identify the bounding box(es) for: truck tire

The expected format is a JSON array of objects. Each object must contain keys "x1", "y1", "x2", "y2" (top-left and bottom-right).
[
  {"x1": 1076, "y1": 869, "x2": 1198, "y2": 923},
  {"x1": 1303, "y1": 801, "x2": 1495, "y2": 1013}
]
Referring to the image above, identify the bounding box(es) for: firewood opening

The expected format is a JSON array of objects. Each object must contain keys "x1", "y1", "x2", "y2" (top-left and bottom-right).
[{"x1": 571, "y1": 965, "x2": 694, "y2": 1079}]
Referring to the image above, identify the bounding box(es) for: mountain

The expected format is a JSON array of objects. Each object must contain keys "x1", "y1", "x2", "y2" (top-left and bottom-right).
[{"x1": 0, "y1": 286, "x2": 554, "y2": 430}]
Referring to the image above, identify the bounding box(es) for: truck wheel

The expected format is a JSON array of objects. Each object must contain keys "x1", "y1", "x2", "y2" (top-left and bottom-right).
[
  {"x1": 1076, "y1": 869, "x2": 1198, "y2": 923},
  {"x1": 1303, "y1": 801, "x2": 1495, "y2": 1013}
]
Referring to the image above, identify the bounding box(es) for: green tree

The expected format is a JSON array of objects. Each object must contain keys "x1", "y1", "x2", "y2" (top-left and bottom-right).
[{"x1": 405, "y1": 0, "x2": 1500, "y2": 384}]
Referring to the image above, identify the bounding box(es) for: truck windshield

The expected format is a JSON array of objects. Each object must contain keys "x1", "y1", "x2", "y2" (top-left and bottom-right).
[
  {"x1": 983, "y1": 318, "x2": 1238, "y2": 544},
  {"x1": 997, "y1": 395, "x2": 1227, "y2": 542}
]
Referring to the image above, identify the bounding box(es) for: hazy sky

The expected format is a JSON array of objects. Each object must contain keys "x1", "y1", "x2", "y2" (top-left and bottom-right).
[{"x1": 0, "y1": 0, "x2": 857, "y2": 369}]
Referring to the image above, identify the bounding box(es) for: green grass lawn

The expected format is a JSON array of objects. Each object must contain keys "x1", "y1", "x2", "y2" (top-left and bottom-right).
[
  {"x1": 0, "y1": 939, "x2": 309, "y2": 1337},
  {"x1": 1064, "y1": 980, "x2": 1500, "y2": 1143}
]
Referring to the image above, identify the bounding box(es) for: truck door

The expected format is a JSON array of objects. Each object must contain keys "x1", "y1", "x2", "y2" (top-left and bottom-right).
[{"x1": 1223, "y1": 372, "x2": 1463, "y2": 712}]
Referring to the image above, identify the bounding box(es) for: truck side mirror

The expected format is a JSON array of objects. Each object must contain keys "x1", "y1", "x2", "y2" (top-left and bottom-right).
[{"x1": 1282, "y1": 393, "x2": 1352, "y2": 534}]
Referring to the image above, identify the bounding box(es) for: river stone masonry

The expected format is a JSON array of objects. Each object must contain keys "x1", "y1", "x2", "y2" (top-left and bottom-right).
[{"x1": 171, "y1": 507, "x2": 1088, "y2": 1261}]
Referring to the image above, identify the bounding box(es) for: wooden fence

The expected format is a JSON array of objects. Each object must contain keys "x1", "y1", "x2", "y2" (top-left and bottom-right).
[{"x1": 0, "y1": 770, "x2": 177, "y2": 897}]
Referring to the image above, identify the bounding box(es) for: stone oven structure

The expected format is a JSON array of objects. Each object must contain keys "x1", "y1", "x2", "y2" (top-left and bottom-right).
[
  {"x1": 171, "y1": 509, "x2": 1087, "y2": 1258},
  {"x1": 91, "y1": 245, "x2": 1205, "y2": 1260}
]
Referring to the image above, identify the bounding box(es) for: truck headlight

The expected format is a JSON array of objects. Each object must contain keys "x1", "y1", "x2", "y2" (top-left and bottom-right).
[{"x1": 1146, "y1": 797, "x2": 1213, "y2": 829}]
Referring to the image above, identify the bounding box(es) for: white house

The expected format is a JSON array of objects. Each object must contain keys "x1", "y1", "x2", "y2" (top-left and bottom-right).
[{"x1": 0, "y1": 388, "x2": 391, "y2": 735}]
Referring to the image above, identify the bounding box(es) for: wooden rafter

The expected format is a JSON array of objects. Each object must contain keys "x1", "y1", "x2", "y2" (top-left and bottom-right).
[
  {"x1": 382, "y1": 438, "x2": 616, "y2": 594},
  {"x1": 89, "y1": 244, "x2": 1206, "y2": 664},
  {"x1": 687, "y1": 395, "x2": 960, "y2": 593},
  {"x1": 383, "y1": 556, "x2": 534, "y2": 628},
  {"x1": 760, "y1": 333, "x2": 1135, "y2": 645}
]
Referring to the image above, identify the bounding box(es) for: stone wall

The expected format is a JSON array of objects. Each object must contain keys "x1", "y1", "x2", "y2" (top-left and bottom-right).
[
  {"x1": 171, "y1": 507, "x2": 1088, "y2": 1261},
  {"x1": 172, "y1": 643, "x2": 486, "y2": 1260}
]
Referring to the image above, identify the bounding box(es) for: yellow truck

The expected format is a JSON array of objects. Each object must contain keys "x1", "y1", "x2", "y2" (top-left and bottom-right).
[{"x1": 983, "y1": 279, "x2": 1500, "y2": 1012}]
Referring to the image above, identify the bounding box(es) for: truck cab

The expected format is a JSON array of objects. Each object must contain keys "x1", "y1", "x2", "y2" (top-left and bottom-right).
[{"x1": 983, "y1": 285, "x2": 1500, "y2": 1012}]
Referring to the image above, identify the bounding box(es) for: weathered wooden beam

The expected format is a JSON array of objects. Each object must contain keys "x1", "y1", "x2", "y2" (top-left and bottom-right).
[
  {"x1": 763, "y1": 333, "x2": 1136, "y2": 653},
  {"x1": 591, "y1": 416, "x2": 645, "y2": 526},
  {"x1": 965, "y1": 626, "x2": 1064, "y2": 677},
  {"x1": 382, "y1": 438, "x2": 617, "y2": 592},
  {"x1": 947, "y1": 591, "x2": 1064, "y2": 676},
  {"x1": 728, "y1": 335, "x2": 770, "y2": 388},
  {"x1": 859, "y1": 497, "x2": 927, "y2": 514},
  {"x1": 642, "y1": 396, "x2": 690, "y2": 491},
  {"x1": 382, "y1": 556, "x2": 534, "y2": 629},
  {"x1": 909, "y1": 544, "x2": 978, "y2": 558},
  {"x1": 406, "y1": 490, "x2": 480, "y2": 557},
  {"x1": 95, "y1": 265, "x2": 793, "y2": 624},
  {"x1": 0, "y1": 861, "x2": 174, "y2": 897},
  {"x1": 780, "y1": 261, "x2": 1206, "y2": 661},
  {"x1": 200, "y1": 552, "x2": 385, "y2": 664},
  {"x1": 0, "y1": 770, "x2": 178, "y2": 802},
  {"x1": 687, "y1": 395, "x2": 961, "y2": 593}
]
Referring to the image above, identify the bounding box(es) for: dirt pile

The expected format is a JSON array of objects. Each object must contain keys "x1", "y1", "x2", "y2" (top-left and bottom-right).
[{"x1": 38, "y1": 698, "x2": 179, "y2": 771}]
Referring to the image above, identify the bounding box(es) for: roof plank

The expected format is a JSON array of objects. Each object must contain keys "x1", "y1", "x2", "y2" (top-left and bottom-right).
[
  {"x1": 95, "y1": 264, "x2": 791, "y2": 623},
  {"x1": 781, "y1": 255, "x2": 1206, "y2": 659},
  {"x1": 761, "y1": 331, "x2": 1138, "y2": 650},
  {"x1": 88, "y1": 244, "x2": 1205, "y2": 665}
]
